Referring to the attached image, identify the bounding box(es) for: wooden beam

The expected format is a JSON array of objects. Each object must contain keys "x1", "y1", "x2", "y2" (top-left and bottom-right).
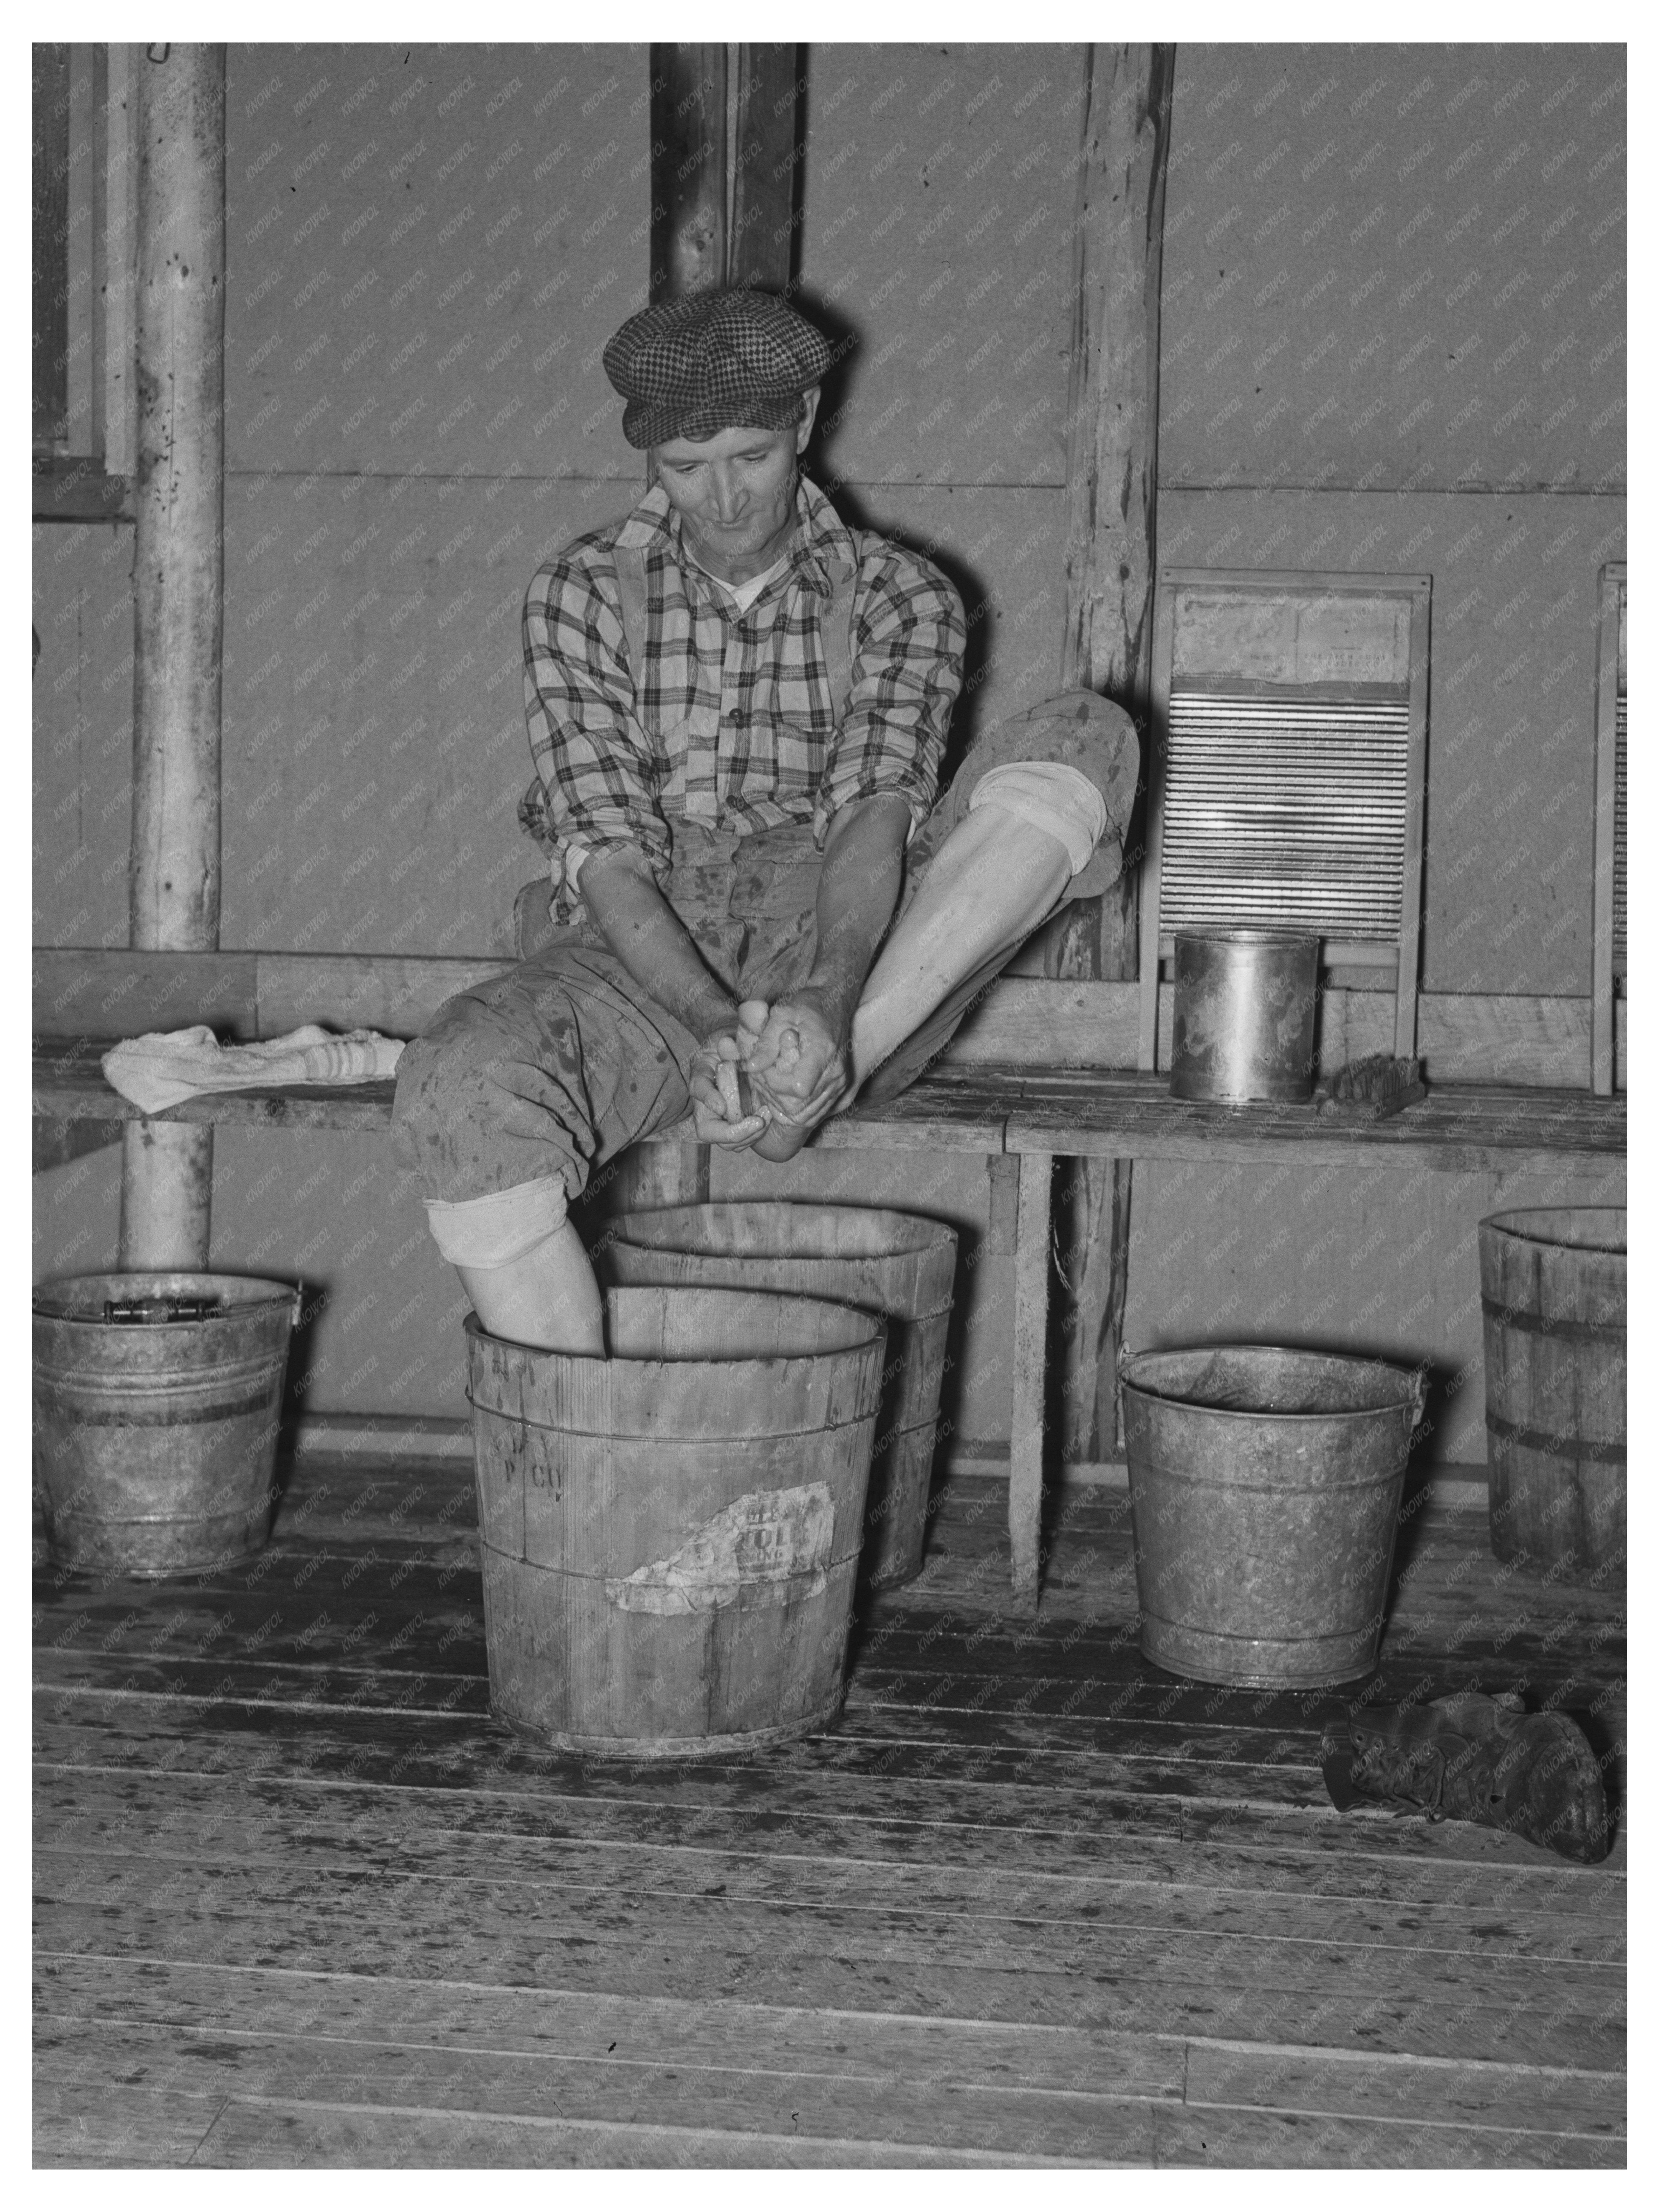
[
  {"x1": 30, "y1": 1048, "x2": 1013, "y2": 1155},
  {"x1": 1050, "y1": 44, "x2": 1174, "y2": 1466},
  {"x1": 729, "y1": 44, "x2": 801, "y2": 292},
  {"x1": 34, "y1": 1049, "x2": 1623, "y2": 1185},
  {"x1": 33, "y1": 1118, "x2": 121, "y2": 1175},
  {"x1": 123, "y1": 43, "x2": 227, "y2": 1271},
  {"x1": 649, "y1": 46, "x2": 727, "y2": 305},
  {"x1": 1059, "y1": 45, "x2": 1172, "y2": 726},
  {"x1": 1000, "y1": 1074, "x2": 1626, "y2": 1182},
  {"x1": 31, "y1": 951, "x2": 1626, "y2": 1089},
  {"x1": 31, "y1": 456, "x2": 133, "y2": 523}
]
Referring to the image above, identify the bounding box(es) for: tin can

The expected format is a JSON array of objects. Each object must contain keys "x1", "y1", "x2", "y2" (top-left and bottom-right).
[{"x1": 1170, "y1": 928, "x2": 1319, "y2": 1102}]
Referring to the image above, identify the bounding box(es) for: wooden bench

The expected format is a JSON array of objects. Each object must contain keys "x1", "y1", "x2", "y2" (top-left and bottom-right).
[{"x1": 33, "y1": 949, "x2": 1627, "y2": 1608}]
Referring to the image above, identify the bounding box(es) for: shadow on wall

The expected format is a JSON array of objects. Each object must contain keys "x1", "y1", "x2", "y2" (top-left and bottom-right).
[{"x1": 791, "y1": 285, "x2": 994, "y2": 777}]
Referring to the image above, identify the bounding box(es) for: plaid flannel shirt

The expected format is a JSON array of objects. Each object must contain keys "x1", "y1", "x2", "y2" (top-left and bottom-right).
[{"x1": 522, "y1": 475, "x2": 965, "y2": 919}]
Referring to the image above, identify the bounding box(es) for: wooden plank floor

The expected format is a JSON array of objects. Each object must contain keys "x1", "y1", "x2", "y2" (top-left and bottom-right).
[{"x1": 34, "y1": 1456, "x2": 1625, "y2": 2168}]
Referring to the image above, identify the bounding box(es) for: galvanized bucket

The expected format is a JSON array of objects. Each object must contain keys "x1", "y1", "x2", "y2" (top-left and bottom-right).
[
  {"x1": 597, "y1": 1202, "x2": 957, "y2": 1588},
  {"x1": 1169, "y1": 928, "x2": 1319, "y2": 1102},
  {"x1": 1119, "y1": 1344, "x2": 1426, "y2": 1686},
  {"x1": 33, "y1": 1272, "x2": 300, "y2": 1576}
]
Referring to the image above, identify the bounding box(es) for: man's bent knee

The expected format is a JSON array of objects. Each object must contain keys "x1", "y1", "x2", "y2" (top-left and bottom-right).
[
  {"x1": 390, "y1": 988, "x2": 593, "y2": 1204},
  {"x1": 950, "y1": 688, "x2": 1140, "y2": 897},
  {"x1": 966, "y1": 759, "x2": 1108, "y2": 877}
]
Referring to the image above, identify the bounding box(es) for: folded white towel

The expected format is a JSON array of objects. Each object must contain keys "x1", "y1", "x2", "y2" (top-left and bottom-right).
[{"x1": 102, "y1": 1023, "x2": 405, "y2": 1115}]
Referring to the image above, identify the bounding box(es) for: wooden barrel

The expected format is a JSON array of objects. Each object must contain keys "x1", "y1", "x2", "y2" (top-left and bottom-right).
[
  {"x1": 1478, "y1": 1208, "x2": 1626, "y2": 1578},
  {"x1": 598, "y1": 1203, "x2": 957, "y2": 1587},
  {"x1": 466, "y1": 1284, "x2": 886, "y2": 1757},
  {"x1": 32, "y1": 1272, "x2": 299, "y2": 1576}
]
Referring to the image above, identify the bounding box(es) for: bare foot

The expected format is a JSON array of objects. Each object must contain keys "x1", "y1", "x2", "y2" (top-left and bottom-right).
[{"x1": 750, "y1": 1117, "x2": 812, "y2": 1163}]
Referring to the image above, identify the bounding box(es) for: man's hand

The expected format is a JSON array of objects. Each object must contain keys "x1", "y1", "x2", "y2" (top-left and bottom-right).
[
  {"x1": 688, "y1": 1021, "x2": 771, "y2": 1147},
  {"x1": 740, "y1": 992, "x2": 853, "y2": 1136}
]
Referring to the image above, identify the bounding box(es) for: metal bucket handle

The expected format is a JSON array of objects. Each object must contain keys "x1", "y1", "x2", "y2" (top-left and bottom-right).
[
  {"x1": 97, "y1": 1287, "x2": 305, "y2": 1331},
  {"x1": 103, "y1": 1294, "x2": 223, "y2": 1325},
  {"x1": 1117, "y1": 1343, "x2": 1431, "y2": 1430}
]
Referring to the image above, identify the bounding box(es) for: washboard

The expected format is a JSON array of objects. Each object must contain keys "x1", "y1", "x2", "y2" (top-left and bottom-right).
[
  {"x1": 1591, "y1": 561, "x2": 1627, "y2": 1096},
  {"x1": 1139, "y1": 569, "x2": 1432, "y2": 1071}
]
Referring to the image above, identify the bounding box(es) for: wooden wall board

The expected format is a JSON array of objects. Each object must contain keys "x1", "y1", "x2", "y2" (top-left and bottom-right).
[
  {"x1": 1158, "y1": 47, "x2": 1625, "y2": 496},
  {"x1": 222, "y1": 45, "x2": 643, "y2": 485},
  {"x1": 34, "y1": 949, "x2": 261, "y2": 1039},
  {"x1": 32, "y1": 1117, "x2": 121, "y2": 1174}
]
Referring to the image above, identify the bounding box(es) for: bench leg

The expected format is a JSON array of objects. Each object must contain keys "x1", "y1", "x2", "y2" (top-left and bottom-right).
[
  {"x1": 118, "y1": 1120, "x2": 213, "y2": 1269},
  {"x1": 1009, "y1": 1149, "x2": 1053, "y2": 1612}
]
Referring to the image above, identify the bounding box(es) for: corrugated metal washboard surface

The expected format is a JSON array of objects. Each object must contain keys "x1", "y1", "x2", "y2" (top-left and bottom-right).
[{"x1": 1160, "y1": 692, "x2": 1410, "y2": 940}]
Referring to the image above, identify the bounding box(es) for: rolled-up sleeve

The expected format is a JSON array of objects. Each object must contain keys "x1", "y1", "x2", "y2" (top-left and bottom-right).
[
  {"x1": 523, "y1": 552, "x2": 670, "y2": 882},
  {"x1": 817, "y1": 548, "x2": 965, "y2": 836}
]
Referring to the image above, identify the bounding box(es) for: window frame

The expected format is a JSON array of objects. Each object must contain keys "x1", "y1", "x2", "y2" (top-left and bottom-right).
[{"x1": 33, "y1": 40, "x2": 137, "y2": 523}]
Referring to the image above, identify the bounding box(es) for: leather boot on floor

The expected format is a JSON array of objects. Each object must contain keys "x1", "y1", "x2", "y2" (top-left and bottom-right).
[{"x1": 1321, "y1": 1692, "x2": 1611, "y2": 1863}]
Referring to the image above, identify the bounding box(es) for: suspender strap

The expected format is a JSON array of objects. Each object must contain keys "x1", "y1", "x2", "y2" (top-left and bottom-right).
[
  {"x1": 818, "y1": 568, "x2": 857, "y2": 728},
  {"x1": 614, "y1": 543, "x2": 650, "y2": 682}
]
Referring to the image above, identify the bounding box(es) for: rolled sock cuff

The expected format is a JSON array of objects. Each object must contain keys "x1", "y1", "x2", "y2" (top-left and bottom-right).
[
  {"x1": 424, "y1": 1173, "x2": 569, "y2": 1268},
  {"x1": 966, "y1": 760, "x2": 1108, "y2": 876}
]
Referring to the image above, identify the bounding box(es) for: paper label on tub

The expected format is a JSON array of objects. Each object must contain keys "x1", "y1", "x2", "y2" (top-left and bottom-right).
[{"x1": 605, "y1": 1483, "x2": 836, "y2": 1615}]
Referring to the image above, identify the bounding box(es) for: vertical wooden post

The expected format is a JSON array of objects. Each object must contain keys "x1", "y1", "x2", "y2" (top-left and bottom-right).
[
  {"x1": 1009, "y1": 1152, "x2": 1055, "y2": 1610},
  {"x1": 649, "y1": 46, "x2": 728, "y2": 306},
  {"x1": 66, "y1": 46, "x2": 98, "y2": 454},
  {"x1": 628, "y1": 45, "x2": 806, "y2": 1212},
  {"x1": 120, "y1": 43, "x2": 226, "y2": 1270},
  {"x1": 730, "y1": 45, "x2": 802, "y2": 291},
  {"x1": 1053, "y1": 45, "x2": 1174, "y2": 1466},
  {"x1": 104, "y1": 44, "x2": 139, "y2": 480},
  {"x1": 33, "y1": 44, "x2": 70, "y2": 449}
]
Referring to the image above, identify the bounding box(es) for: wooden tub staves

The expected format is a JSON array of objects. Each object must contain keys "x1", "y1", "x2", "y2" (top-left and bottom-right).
[
  {"x1": 1478, "y1": 1208, "x2": 1626, "y2": 1579},
  {"x1": 464, "y1": 1285, "x2": 886, "y2": 1758},
  {"x1": 599, "y1": 1202, "x2": 958, "y2": 1588}
]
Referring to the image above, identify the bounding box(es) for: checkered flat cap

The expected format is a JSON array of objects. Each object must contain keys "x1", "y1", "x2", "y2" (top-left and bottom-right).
[{"x1": 603, "y1": 287, "x2": 833, "y2": 448}]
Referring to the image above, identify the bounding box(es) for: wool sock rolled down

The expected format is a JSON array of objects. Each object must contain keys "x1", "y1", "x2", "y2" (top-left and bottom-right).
[
  {"x1": 101, "y1": 1023, "x2": 405, "y2": 1115},
  {"x1": 964, "y1": 759, "x2": 1108, "y2": 875}
]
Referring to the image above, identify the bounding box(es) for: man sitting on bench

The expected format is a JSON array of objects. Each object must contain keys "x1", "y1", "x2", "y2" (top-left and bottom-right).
[{"x1": 393, "y1": 287, "x2": 1139, "y2": 1351}]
